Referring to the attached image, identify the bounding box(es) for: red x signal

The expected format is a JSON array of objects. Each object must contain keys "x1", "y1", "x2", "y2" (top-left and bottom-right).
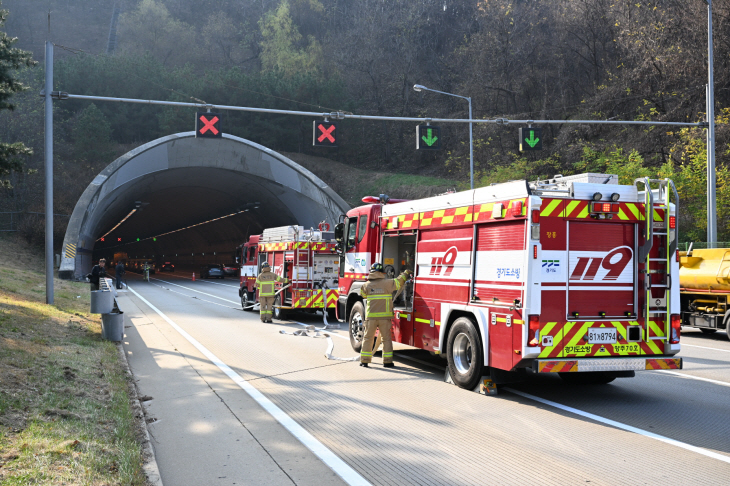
[
  {"x1": 100, "y1": 237, "x2": 105, "y2": 242},
  {"x1": 313, "y1": 121, "x2": 338, "y2": 147},
  {"x1": 118, "y1": 237, "x2": 122, "y2": 242},
  {"x1": 196, "y1": 112, "x2": 223, "y2": 138}
]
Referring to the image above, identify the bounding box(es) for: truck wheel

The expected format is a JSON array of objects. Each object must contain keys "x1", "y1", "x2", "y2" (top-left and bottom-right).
[
  {"x1": 241, "y1": 291, "x2": 253, "y2": 312},
  {"x1": 559, "y1": 372, "x2": 616, "y2": 385},
  {"x1": 349, "y1": 302, "x2": 365, "y2": 352},
  {"x1": 273, "y1": 295, "x2": 287, "y2": 320},
  {"x1": 446, "y1": 317, "x2": 484, "y2": 390}
]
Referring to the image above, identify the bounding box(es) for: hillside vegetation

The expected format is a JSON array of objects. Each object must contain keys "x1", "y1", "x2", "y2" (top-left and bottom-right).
[{"x1": 1, "y1": 0, "x2": 729, "y2": 240}]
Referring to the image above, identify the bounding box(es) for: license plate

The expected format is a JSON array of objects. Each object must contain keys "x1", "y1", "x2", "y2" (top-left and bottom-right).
[{"x1": 587, "y1": 327, "x2": 617, "y2": 344}]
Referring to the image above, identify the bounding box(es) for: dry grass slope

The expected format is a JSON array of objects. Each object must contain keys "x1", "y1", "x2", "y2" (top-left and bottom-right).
[{"x1": 0, "y1": 236, "x2": 147, "y2": 485}]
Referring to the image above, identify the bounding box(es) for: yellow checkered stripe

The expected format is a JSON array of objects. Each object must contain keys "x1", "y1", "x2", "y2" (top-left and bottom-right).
[
  {"x1": 383, "y1": 198, "x2": 527, "y2": 229},
  {"x1": 258, "y1": 242, "x2": 337, "y2": 252},
  {"x1": 293, "y1": 289, "x2": 338, "y2": 308},
  {"x1": 64, "y1": 243, "x2": 77, "y2": 259}
]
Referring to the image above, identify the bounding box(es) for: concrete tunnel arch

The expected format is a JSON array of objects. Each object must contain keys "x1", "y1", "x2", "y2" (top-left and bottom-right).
[{"x1": 59, "y1": 132, "x2": 350, "y2": 280}]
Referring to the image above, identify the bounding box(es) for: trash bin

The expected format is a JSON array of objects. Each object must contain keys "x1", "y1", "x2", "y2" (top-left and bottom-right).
[
  {"x1": 101, "y1": 311, "x2": 124, "y2": 341},
  {"x1": 90, "y1": 290, "x2": 114, "y2": 314}
]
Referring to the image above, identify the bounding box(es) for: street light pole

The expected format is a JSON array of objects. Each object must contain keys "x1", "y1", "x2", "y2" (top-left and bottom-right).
[
  {"x1": 414, "y1": 85, "x2": 474, "y2": 189},
  {"x1": 705, "y1": 0, "x2": 717, "y2": 248},
  {"x1": 44, "y1": 41, "x2": 54, "y2": 304}
]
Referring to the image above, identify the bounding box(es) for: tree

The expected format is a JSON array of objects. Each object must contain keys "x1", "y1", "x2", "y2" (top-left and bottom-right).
[{"x1": 0, "y1": 2, "x2": 35, "y2": 186}]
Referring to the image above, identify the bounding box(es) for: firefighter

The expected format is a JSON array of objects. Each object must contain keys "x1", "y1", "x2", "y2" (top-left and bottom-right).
[
  {"x1": 359, "y1": 263, "x2": 412, "y2": 368},
  {"x1": 255, "y1": 262, "x2": 288, "y2": 323}
]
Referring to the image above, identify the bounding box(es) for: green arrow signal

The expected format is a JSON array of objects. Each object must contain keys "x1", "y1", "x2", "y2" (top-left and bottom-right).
[
  {"x1": 421, "y1": 128, "x2": 438, "y2": 147},
  {"x1": 525, "y1": 130, "x2": 540, "y2": 148}
]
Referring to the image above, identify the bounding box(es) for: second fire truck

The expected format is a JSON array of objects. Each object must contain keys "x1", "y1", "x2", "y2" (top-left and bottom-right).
[
  {"x1": 239, "y1": 225, "x2": 339, "y2": 318},
  {"x1": 335, "y1": 173, "x2": 683, "y2": 389}
]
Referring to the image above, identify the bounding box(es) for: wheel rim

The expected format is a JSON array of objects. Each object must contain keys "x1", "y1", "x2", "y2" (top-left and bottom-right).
[
  {"x1": 452, "y1": 332, "x2": 473, "y2": 374},
  {"x1": 350, "y1": 311, "x2": 364, "y2": 343},
  {"x1": 241, "y1": 292, "x2": 248, "y2": 309},
  {"x1": 274, "y1": 297, "x2": 281, "y2": 319}
]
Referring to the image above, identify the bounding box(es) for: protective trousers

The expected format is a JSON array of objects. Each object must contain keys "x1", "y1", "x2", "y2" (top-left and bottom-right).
[
  {"x1": 260, "y1": 295, "x2": 274, "y2": 322},
  {"x1": 360, "y1": 318, "x2": 393, "y2": 364}
]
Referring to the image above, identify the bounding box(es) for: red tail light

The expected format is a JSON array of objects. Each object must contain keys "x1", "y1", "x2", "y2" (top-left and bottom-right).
[
  {"x1": 669, "y1": 216, "x2": 676, "y2": 229},
  {"x1": 529, "y1": 315, "x2": 540, "y2": 346},
  {"x1": 670, "y1": 314, "x2": 681, "y2": 344},
  {"x1": 511, "y1": 201, "x2": 523, "y2": 217},
  {"x1": 675, "y1": 250, "x2": 679, "y2": 263},
  {"x1": 532, "y1": 210, "x2": 540, "y2": 223},
  {"x1": 533, "y1": 245, "x2": 537, "y2": 259}
]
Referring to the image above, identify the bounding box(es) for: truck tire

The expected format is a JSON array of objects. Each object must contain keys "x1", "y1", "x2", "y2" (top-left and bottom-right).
[
  {"x1": 724, "y1": 310, "x2": 730, "y2": 341},
  {"x1": 273, "y1": 295, "x2": 287, "y2": 320},
  {"x1": 349, "y1": 302, "x2": 365, "y2": 352},
  {"x1": 446, "y1": 317, "x2": 484, "y2": 390},
  {"x1": 559, "y1": 372, "x2": 616, "y2": 385},
  {"x1": 241, "y1": 291, "x2": 253, "y2": 312}
]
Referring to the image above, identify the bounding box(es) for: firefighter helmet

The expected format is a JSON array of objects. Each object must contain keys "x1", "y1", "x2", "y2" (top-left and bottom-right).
[
  {"x1": 261, "y1": 262, "x2": 270, "y2": 268},
  {"x1": 370, "y1": 262, "x2": 384, "y2": 273}
]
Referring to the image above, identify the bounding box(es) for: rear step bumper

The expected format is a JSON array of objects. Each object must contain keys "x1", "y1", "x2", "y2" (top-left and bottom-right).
[{"x1": 534, "y1": 357, "x2": 682, "y2": 373}]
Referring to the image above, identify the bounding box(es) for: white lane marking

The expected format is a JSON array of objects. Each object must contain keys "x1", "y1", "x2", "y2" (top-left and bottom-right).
[
  {"x1": 127, "y1": 286, "x2": 371, "y2": 486},
  {"x1": 151, "y1": 278, "x2": 240, "y2": 305},
  {"x1": 651, "y1": 370, "x2": 730, "y2": 388},
  {"x1": 505, "y1": 387, "x2": 730, "y2": 465},
  {"x1": 682, "y1": 343, "x2": 730, "y2": 353},
  {"x1": 156, "y1": 272, "x2": 241, "y2": 288},
  {"x1": 150, "y1": 281, "x2": 240, "y2": 310}
]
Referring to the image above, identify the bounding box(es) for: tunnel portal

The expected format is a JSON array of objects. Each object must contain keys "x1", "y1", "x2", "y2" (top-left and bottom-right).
[{"x1": 59, "y1": 132, "x2": 350, "y2": 279}]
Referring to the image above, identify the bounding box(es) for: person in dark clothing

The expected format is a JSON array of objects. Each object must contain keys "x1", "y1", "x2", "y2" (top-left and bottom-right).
[
  {"x1": 115, "y1": 261, "x2": 125, "y2": 289},
  {"x1": 90, "y1": 258, "x2": 107, "y2": 291}
]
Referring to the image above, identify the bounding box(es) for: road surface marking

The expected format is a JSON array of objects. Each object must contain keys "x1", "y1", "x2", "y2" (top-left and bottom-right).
[
  {"x1": 151, "y1": 278, "x2": 240, "y2": 305},
  {"x1": 150, "y1": 282, "x2": 240, "y2": 310},
  {"x1": 505, "y1": 387, "x2": 730, "y2": 465},
  {"x1": 651, "y1": 370, "x2": 730, "y2": 388},
  {"x1": 161, "y1": 272, "x2": 241, "y2": 287},
  {"x1": 682, "y1": 343, "x2": 730, "y2": 353},
  {"x1": 127, "y1": 286, "x2": 371, "y2": 486}
]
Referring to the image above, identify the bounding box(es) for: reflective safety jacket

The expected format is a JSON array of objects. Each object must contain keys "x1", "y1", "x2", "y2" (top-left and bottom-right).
[
  {"x1": 359, "y1": 271, "x2": 409, "y2": 319},
  {"x1": 256, "y1": 267, "x2": 287, "y2": 297}
]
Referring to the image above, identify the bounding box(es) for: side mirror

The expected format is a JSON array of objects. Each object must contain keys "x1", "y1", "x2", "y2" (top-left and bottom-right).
[{"x1": 334, "y1": 222, "x2": 344, "y2": 242}]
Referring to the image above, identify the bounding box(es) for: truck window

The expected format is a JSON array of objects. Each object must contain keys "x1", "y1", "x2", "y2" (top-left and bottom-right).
[
  {"x1": 346, "y1": 216, "x2": 357, "y2": 249},
  {"x1": 358, "y1": 215, "x2": 368, "y2": 243}
]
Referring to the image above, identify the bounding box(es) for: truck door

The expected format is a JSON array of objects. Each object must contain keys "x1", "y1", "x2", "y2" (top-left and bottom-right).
[{"x1": 567, "y1": 222, "x2": 636, "y2": 319}]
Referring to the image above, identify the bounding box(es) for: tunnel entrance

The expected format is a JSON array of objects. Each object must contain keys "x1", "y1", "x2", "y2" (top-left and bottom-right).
[{"x1": 59, "y1": 132, "x2": 350, "y2": 279}]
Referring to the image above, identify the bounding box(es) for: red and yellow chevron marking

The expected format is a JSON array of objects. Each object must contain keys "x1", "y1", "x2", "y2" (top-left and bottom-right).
[
  {"x1": 293, "y1": 289, "x2": 338, "y2": 308},
  {"x1": 538, "y1": 360, "x2": 578, "y2": 373},
  {"x1": 258, "y1": 242, "x2": 337, "y2": 252},
  {"x1": 538, "y1": 199, "x2": 664, "y2": 222},
  {"x1": 538, "y1": 320, "x2": 669, "y2": 358},
  {"x1": 645, "y1": 358, "x2": 681, "y2": 370}
]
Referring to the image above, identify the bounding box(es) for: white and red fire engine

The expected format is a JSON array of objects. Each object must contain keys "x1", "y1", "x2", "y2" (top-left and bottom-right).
[
  {"x1": 239, "y1": 225, "x2": 339, "y2": 318},
  {"x1": 335, "y1": 173, "x2": 682, "y2": 389}
]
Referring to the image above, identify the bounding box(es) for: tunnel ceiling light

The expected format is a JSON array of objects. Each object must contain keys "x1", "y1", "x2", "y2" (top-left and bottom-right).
[
  {"x1": 109, "y1": 207, "x2": 252, "y2": 248},
  {"x1": 97, "y1": 209, "x2": 137, "y2": 242}
]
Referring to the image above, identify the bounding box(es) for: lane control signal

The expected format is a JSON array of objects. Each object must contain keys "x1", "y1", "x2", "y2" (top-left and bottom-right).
[
  {"x1": 313, "y1": 121, "x2": 338, "y2": 147},
  {"x1": 196, "y1": 112, "x2": 222, "y2": 138}
]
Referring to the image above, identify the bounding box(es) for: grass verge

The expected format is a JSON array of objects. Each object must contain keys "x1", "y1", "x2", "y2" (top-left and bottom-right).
[{"x1": 0, "y1": 236, "x2": 147, "y2": 485}]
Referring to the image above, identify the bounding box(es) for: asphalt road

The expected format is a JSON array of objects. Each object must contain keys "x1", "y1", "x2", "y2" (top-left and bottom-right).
[{"x1": 119, "y1": 272, "x2": 730, "y2": 485}]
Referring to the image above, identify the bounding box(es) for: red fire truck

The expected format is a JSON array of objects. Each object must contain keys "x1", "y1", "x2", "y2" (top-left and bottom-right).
[
  {"x1": 335, "y1": 173, "x2": 682, "y2": 389},
  {"x1": 239, "y1": 226, "x2": 339, "y2": 318}
]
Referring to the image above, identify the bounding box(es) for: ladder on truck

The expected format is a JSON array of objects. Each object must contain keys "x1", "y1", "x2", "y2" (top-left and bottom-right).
[{"x1": 635, "y1": 178, "x2": 678, "y2": 347}]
